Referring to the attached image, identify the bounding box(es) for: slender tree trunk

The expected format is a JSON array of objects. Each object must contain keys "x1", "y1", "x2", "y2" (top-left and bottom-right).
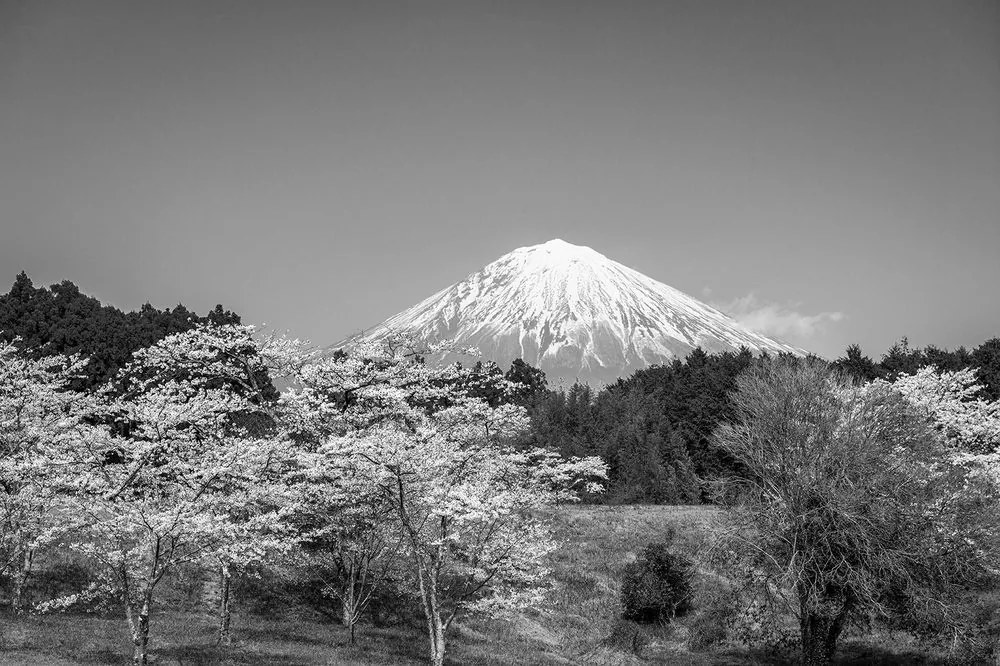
[
  {"x1": 341, "y1": 560, "x2": 358, "y2": 645},
  {"x1": 342, "y1": 596, "x2": 357, "y2": 645},
  {"x1": 126, "y1": 598, "x2": 151, "y2": 666},
  {"x1": 430, "y1": 612, "x2": 446, "y2": 666},
  {"x1": 218, "y1": 563, "x2": 233, "y2": 646},
  {"x1": 135, "y1": 611, "x2": 150, "y2": 666},
  {"x1": 12, "y1": 548, "x2": 33, "y2": 615},
  {"x1": 416, "y1": 560, "x2": 446, "y2": 666}
]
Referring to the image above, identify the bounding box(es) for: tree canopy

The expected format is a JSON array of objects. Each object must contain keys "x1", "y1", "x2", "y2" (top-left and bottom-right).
[{"x1": 0, "y1": 272, "x2": 241, "y2": 390}]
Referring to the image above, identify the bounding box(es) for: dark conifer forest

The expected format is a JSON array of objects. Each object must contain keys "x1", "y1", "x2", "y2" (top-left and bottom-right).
[
  {"x1": 527, "y1": 339, "x2": 1000, "y2": 503},
  {"x1": 0, "y1": 272, "x2": 241, "y2": 391}
]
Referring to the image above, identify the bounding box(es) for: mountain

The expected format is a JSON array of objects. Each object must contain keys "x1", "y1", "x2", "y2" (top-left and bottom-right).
[{"x1": 338, "y1": 239, "x2": 804, "y2": 384}]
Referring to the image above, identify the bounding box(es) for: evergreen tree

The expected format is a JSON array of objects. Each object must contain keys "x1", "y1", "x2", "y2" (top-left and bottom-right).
[
  {"x1": 973, "y1": 338, "x2": 1000, "y2": 401},
  {"x1": 831, "y1": 344, "x2": 884, "y2": 382},
  {"x1": 0, "y1": 273, "x2": 241, "y2": 391},
  {"x1": 880, "y1": 337, "x2": 925, "y2": 377},
  {"x1": 504, "y1": 358, "x2": 548, "y2": 408}
]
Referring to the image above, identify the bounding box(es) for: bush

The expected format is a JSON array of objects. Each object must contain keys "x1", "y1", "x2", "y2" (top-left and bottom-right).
[{"x1": 620, "y1": 538, "x2": 693, "y2": 623}]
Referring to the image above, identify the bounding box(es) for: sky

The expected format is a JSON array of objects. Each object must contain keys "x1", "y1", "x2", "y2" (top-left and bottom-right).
[{"x1": 1, "y1": 0, "x2": 998, "y2": 360}]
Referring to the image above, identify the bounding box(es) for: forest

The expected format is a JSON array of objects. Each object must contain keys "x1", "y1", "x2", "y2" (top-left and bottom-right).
[
  {"x1": 530, "y1": 335, "x2": 1000, "y2": 503},
  {"x1": 2, "y1": 275, "x2": 1000, "y2": 666}
]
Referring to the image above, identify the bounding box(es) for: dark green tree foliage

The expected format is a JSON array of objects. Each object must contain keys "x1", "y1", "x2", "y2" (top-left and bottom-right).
[
  {"x1": 598, "y1": 386, "x2": 699, "y2": 504},
  {"x1": 834, "y1": 337, "x2": 1000, "y2": 400},
  {"x1": 879, "y1": 337, "x2": 926, "y2": 377},
  {"x1": 456, "y1": 360, "x2": 507, "y2": 407},
  {"x1": 529, "y1": 347, "x2": 763, "y2": 502},
  {"x1": 503, "y1": 358, "x2": 548, "y2": 408},
  {"x1": 530, "y1": 382, "x2": 594, "y2": 458},
  {"x1": 620, "y1": 536, "x2": 694, "y2": 623},
  {"x1": 830, "y1": 344, "x2": 883, "y2": 382},
  {"x1": 445, "y1": 359, "x2": 528, "y2": 409},
  {"x1": 532, "y1": 337, "x2": 1000, "y2": 505},
  {"x1": 973, "y1": 338, "x2": 1000, "y2": 401},
  {"x1": 0, "y1": 272, "x2": 242, "y2": 391}
]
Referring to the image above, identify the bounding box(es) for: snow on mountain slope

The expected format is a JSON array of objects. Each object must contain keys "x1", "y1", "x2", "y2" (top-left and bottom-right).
[{"x1": 338, "y1": 239, "x2": 804, "y2": 384}]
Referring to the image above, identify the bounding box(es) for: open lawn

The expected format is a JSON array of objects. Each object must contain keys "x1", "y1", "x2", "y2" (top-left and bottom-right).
[{"x1": 0, "y1": 505, "x2": 978, "y2": 665}]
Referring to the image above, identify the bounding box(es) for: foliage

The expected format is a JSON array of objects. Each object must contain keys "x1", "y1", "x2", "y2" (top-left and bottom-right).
[
  {"x1": 882, "y1": 365, "x2": 1000, "y2": 452},
  {"x1": 620, "y1": 536, "x2": 693, "y2": 623},
  {"x1": 0, "y1": 503, "x2": 979, "y2": 665},
  {"x1": 281, "y1": 338, "x2": 607, "y2": 666},
  {"x1": 0, "y1": 272, "x2": 242, "y2": 391},
  {"x1": 54, "y1": 324, "x2": 306, "y2": 664},
  {"x1": 833, "y1": 336, "x2": 1000, "y2": 400},
  {"x1": 282, "y1": 446, "x2": 404, "y2": 644},
  {"x1": 531, "y1": 336, "x2": 1000, "y2": 505},
  {"x1": 0, "y1": 340, "x2": 91, "y2": 613},
  {"x1": 530, "y1": 347, "x2": 767, "y2": 501},
  {"x1": 714, "y1": 358, "x2": 1000, "y2": 665},
  {"x1": 7, "y1": 272, "x2": 1000, "y2": 665}
]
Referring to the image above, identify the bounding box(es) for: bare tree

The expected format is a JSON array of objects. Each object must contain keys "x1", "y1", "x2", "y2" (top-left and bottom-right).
[{"x1": 714, "y1": 358, "x2": 997, "y2": 665}]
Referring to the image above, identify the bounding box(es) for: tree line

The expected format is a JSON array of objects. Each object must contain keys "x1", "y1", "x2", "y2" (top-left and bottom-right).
[
  {"x1": 4, "y1": 272, "x2": 998, "y2": 507},
  {"x1": 0, "y1": 272, "x2": 241, "y2": 390},
  {"x1": 529, "y1": 338, "x2": 1000, "y2": 503}
]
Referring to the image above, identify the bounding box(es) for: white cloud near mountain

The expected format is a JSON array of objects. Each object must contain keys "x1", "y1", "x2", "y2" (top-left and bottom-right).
[{"x1": 713, "y1": 293, "x2": 844, "y2": 340}]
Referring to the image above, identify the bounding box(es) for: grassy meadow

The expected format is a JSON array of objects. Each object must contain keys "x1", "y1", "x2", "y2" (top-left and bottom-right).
[{"x1": 0, "y1": 505, "x2": 975, "y2": 665}]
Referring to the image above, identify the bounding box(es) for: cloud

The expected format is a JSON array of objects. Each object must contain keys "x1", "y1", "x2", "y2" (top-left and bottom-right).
[{"x1": 713, "y1": 293, "x2": 844, "y2": 340}]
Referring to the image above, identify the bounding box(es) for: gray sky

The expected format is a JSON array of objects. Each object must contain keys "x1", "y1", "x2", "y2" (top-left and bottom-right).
[{"x1": 1, "y1": 0, "x2": 998, "y2": 360}]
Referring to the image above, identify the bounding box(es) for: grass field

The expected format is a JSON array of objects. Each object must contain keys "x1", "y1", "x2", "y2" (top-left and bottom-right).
[{"x1": 0, "y1": 505, "x2": 979, "y2": 664}]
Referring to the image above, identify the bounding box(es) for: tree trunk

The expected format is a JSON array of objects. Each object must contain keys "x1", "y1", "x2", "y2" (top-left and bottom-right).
[
  {"x1": 342, "y1": 559, "x2": 361, "y2": 645},
  {"x1": 429, "y1": 613, "x2": 446, "y2": 666},
  {"x1": 218, "y1": 564, "x2": 233, "y2": 646},
  {"x1": 12, "y1": 548, "x2": 33, "y2": 615},
  {"x1": 126, "y1": 601, "x2": 151, "y2": 666},
  {"x1": 416, "y1": 562, "x2": 446, "y2": 666},
  {"x1": 799, "y1": 610, "x2": 846, "y2": 666},
  {"x1": 342, "y1": 596, "x2": 357, "y2": 646}
]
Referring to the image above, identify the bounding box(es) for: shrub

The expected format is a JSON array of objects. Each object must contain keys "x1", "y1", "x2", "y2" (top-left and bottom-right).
[{"x1": 620, "y1": 538, "x2": 693, "y2": 623}]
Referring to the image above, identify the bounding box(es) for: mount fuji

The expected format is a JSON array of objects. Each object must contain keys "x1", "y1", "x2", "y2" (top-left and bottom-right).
[{"x1": 338, "y1": 239, "x2": 804, "y2": 384}]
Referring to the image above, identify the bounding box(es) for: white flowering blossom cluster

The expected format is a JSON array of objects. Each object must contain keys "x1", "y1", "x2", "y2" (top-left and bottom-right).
[
  {"x1": 0, "y1": 341, "x2": 91, "y2": 614},
  {"x1": 281, "y1": 338, "x2": 606, "y2": 666},
  {"x1": 881, "y1": 366, "x2": 1000, "y2": 452},
  {"x1": 873, "y1": 367, "x2": 1000, "y2": 500},
  {"x1": 0, "y1": 326, "x2": 604, "y2": 666}
]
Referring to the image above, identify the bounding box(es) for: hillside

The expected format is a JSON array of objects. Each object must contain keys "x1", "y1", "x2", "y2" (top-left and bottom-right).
[{"x1": 1, "y1": 505, "x2": 955, "y2": 665}]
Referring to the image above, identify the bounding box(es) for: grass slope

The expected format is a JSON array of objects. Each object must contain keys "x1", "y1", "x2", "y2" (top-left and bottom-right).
[{"x1": 0, "y1": 505, "x2": 976, "y2": 664}]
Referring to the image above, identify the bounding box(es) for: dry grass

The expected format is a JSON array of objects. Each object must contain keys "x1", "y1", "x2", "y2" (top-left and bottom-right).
[{"x1": 448, "y1": 504, "x2": 747, "y2": 665}]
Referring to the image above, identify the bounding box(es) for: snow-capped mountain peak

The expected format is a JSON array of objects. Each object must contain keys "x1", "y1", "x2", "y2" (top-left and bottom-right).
[{"x1": 340, "y1": 239, "x2": 804, "y2": 384}]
